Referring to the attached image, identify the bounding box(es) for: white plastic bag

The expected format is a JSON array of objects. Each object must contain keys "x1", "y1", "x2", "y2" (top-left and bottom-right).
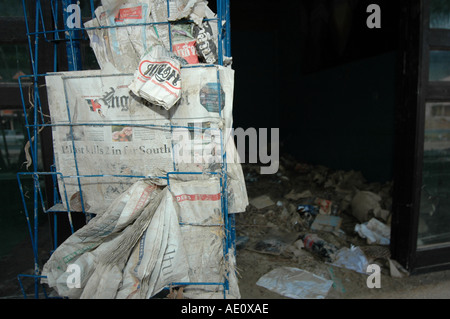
[
  {"x1": 331, "y1": 245, "x2": 369, "y2": 274},
  {"x1": 256, "y1": 267, "x2": 333, "y2": 299},
  {"x1": 354, "y1": 217, "x2": 390, "y2": 245}
]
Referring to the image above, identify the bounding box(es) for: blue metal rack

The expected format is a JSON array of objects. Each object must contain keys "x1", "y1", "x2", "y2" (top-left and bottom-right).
[{"x1": 17, "y1": 0, "x2": 235, "y2": 299}]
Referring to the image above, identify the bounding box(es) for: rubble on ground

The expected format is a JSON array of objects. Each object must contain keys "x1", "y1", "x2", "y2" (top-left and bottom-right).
[{"x1": 235, "y1": 154, "x2": 407, "y2": 297}]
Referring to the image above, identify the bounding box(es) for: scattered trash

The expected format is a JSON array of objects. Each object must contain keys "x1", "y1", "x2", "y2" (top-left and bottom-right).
[
  {"x1": 297, "y1": 205, "x2": 319, "y2": 227},
  {"x1": 250, "y1": 231, "x2": 298, "y2": 256},
  {"x1": 302, "y1": 234, "x2": 339, "y2": 262},
  {"x1": 314, "y1": 198, "x2": 333, "y2": 215},
  {"x1": 42, "y1": 0, "x2": 246, "y2": 300},
  {"x1": 388, "y1": 258, "x2": 409, "y2": 278},
  {"x1": 331, "y1": 245, "x2": 369, "y2": 274},
  {"x1": 351, "y1": 190, "x2": 390, "y2": 223},
  {"x1": 297, "y1": 204, "x2": 319, "y2": 215},
  {"x1": 355, "y1": 218, "x2": 390, "y2": 245},
  {"x1": 256, "y1": 267, "x2": 333, "y2": 299},
  {"x1": 235, "y1": 236, "x2": 249, "y2": 250},
  {"x1": 310, "y1": 214, "x2": 343, "y2": 233}
]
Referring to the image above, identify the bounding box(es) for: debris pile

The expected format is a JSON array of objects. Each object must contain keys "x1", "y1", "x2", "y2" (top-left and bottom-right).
[{"x1": 236, "y1": 154, "x2": 407, "y2": 298}]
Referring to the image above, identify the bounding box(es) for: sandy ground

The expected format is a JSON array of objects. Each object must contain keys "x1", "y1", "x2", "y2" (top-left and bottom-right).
[
  {"x1": 233, "y1": 157, "x2": 450, "y2": 299},
  {"x1": 235, "y1": 243, "x2": 450, "y2": 299},
  {"x1": 1, "y1": 157, "x2": 450, "y2": 299}
]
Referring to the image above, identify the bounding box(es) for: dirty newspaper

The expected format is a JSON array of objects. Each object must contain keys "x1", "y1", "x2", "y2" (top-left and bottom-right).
[{"x1": 45, "y1": 65, "x2": 248, "y2": 215}]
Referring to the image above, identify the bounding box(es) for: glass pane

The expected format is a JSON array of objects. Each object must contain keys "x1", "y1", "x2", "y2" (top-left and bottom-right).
[
  {"x1": 418, "y1": 102, "x2": 450, "y2": 247},
  {"x1": 430, "y1": 0, "x2": 450, "y2": 29},
  {"x1": 0, "y1": 44, "x2": 31, "y2": 82},
  {"x1": 429, "y1": 51, "x2": 450, "y2": 81},
  {"x1": 0, "y1": 110, "x2": 26, "y2": 172}
]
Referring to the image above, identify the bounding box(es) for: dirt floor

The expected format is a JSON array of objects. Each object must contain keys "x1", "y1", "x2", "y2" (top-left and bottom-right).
[
  {"x1": 1, "y1": 154, "x2": 450, "y2": 299},
  {"x1": 234, "y1": 155, "x2": 450, "y2": 299}
]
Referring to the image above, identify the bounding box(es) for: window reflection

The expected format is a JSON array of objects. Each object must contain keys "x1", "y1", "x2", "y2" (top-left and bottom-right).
[
  {"x1": 418, "y1": 103, "x2": 450, "y2": 247},
  {"x1": 429, "y1": 51, "x2": 450, "y2": 81},
  {"x1": 430, "y1": 0, "x2": 450, "y2": 29}
]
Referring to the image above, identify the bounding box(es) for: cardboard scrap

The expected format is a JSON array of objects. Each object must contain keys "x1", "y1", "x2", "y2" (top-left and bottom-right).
[
  {"x1": 249, "y1": 195, "x2": 275, "y2": 209},
  {"x1": 310, "y1": 214, "x2": 342, "y2": 232},
  {"x1": 284, "y1": 189, "x2": 313, "y2": 201},
  {"x1": 314, "y1": 198, "x2": 332, "y2": 215}
]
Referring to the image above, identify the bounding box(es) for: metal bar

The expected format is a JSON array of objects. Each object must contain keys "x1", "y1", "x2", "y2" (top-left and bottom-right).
[
  {"x1": 18, "y1": 171, "x2": 74, "y2": 233},
  {"x1": 62, "y1": 0, "x2": 81, "y2": 70},
  {"x1": 25, "y1": 18, "x2": 220, "y2": 39},
  {"x1": 62, "y1": 76, "x2": 88, "y2": 216},
  {"x1": 16, "y1": 174, "x2": 37, "y2": 260},
  {"x1": 17, "y1": 274, "x2": 48, "y2": 299},
  {"x1": 32, "y1": 1, "x2": 41, "y2": 299},
  {"x1": 217, "y1": 0, "x2": 223, "y2": 65},
  {"x1": 225, "y1": 0, "x2": 231, "y2": 57},
  {"x1": 89, "y1": 0, "x2": 96, "y2": 19}
]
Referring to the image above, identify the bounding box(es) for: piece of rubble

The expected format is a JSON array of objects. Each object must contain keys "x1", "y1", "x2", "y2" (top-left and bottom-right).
[
  {"x1": 388, "y1": 258, "x2": 409, "y2": 278},
  {"x1": 249, "y1": 195, "x2": 275, "y2": 209},
  {"x1": 310, "y1": 214, "x2": 343, "y2": 233},
  {"x1": 351, "y1": 190, "x2": 388, "y2": 223},
  {"x1": 284, "y1": 189, "x2": 313, "y2": 201},
  {"x1": 250, "y1": 231, "x2": 298, "y2": 256},
  {"x1": 314, "y1": 198, "x2": 333, "y2": 215}
]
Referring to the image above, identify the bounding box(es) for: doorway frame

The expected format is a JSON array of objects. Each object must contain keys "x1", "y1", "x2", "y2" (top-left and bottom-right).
[{"x1": 392, "y1": 0, "x2": 450, "y2": 274}]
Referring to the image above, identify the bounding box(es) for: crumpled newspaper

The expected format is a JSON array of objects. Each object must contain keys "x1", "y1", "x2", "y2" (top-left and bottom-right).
[
  {"x1": 85, "y1": 0, "x2": 218, "y2": 73},
  {"x1": 128, "y1": 44, "x2": 187, "y2": 109}
]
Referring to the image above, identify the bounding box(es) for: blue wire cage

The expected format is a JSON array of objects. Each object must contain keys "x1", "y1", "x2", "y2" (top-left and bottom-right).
[{"x1": 17, "y1": 0, "x2": 236, "y2": 299}]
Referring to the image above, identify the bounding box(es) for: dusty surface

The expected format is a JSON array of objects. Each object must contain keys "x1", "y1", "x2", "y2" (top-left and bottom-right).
[
  {"x1": 2, "y1": 154, "x2": 450, "y2": 299},
  {"x1": 234, "y1": 155, "x2": 450, "y2": 299}
]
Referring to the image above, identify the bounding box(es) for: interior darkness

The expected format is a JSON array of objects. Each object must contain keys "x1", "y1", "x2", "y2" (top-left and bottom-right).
[{"x1": 226, "y1": 0, "x2": 401, "y2": 183}]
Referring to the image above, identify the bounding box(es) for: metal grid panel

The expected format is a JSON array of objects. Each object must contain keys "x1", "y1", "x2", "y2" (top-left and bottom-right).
[{"x1": 17, "y1": 0, "x2": 235, "y2": 299}]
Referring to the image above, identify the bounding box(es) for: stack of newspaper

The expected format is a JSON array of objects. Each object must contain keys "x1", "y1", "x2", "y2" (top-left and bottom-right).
[{"x1": 41, "y1": 0, "x2": 247, "y2": 299}]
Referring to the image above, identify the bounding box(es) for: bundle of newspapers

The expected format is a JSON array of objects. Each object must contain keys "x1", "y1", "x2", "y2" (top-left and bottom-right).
[{"x1": 41, "y1": 0, "x2": 247, "y2": 299}]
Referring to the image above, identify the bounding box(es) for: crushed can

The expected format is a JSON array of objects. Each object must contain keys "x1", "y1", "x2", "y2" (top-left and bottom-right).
[
  {"x1": 302, "y1": 233, "x2": 338, "y2": 262},
  {"x1": 297, "y1": 204, "x2": 319, "y2": 226}
]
